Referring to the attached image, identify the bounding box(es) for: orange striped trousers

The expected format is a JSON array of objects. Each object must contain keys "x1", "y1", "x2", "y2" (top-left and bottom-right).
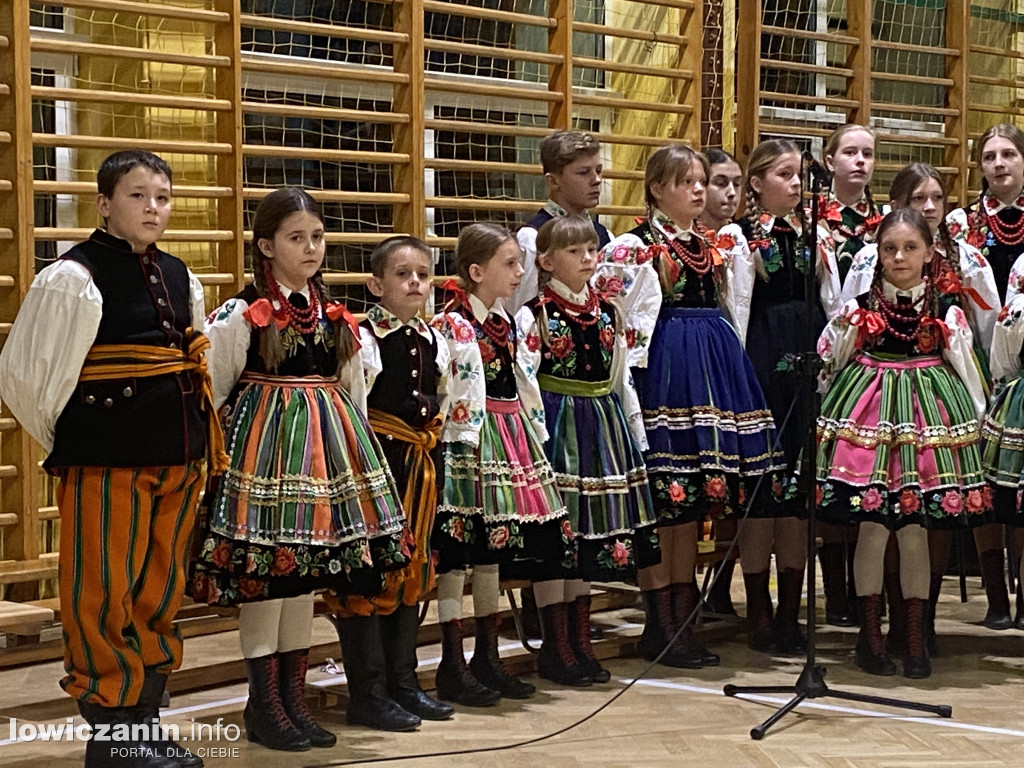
[{"x1": 58, "y1": 464, "x2": 203, "y2": 707}]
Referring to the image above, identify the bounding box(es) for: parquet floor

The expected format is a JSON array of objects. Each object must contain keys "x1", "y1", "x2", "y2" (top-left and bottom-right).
[{"x1": 2, "y1": 574, "x2": 1023, "y2": 768}]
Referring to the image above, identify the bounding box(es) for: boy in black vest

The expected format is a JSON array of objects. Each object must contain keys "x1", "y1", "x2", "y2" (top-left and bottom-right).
[
  {"x1": 326, "y1": 236, "x2": 458, "y2": 728},
  {"x1": 509, "y1": 130, "x2": 612, "y2": 312},
  {"x1": 0, "y1": 150, "x2": 223, "y2": 768}
]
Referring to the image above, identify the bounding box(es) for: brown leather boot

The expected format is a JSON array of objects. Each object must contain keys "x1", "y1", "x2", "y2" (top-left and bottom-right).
[
  {"x1": 854, "y1": 595, "x2": 897, "y2": 676},
  {"x1": 903, "y1": 597, "x2": 931, "y2": 679},
  {"x1": 742, "y1": 571, "x2": 774, "y2": 651},
  {"x1": 773, "y1": 569, "x2": 806, "y2": 655},
  {"x1": 537, "y1": 602, "x2": 592, "y2": 687}
]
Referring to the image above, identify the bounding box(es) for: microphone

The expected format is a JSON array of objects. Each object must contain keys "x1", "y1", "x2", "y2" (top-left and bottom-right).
[{"x1": 802, "y1": 151, "x2": 833, "y2": 187}]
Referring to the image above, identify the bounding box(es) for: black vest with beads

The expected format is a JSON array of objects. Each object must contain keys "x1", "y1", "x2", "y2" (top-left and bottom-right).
[{"x1": 46, "y1": 230, "x2": 207, "y2": 471}]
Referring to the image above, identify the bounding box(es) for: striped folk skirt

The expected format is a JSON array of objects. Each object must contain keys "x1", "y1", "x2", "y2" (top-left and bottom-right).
[
  {"x1": 816, "y1": 353, "x2": 988, "y2": 530},
  {"x1": 189, "y1": 373, "x2": 409, "y2": 606},
  {"x1": 539, "y1": 376, "x2": 659, "y2": 582},
  {"x1": 633, "y1": 307, "x2": 785, "y2": 525},
  {"x1": 434, "y1": 397, "x2": 573, "y2": 579},
  {"x1": 980, "y1": 376, "x2": 1024, "y2": 526}
]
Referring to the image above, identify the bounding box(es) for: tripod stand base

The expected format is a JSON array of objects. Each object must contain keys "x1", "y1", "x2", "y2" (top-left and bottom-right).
[{"x1": 724, "y1": 663, "x2": 952, "y2": 740}]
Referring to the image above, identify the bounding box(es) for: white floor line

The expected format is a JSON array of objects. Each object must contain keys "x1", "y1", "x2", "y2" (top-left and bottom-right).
[
  {"x1": 6, "y1": 650, "x2": 1022, "y2": 749},
  {"x1": 623, "y1": 677, "x2": 1024, "y2": 739}
]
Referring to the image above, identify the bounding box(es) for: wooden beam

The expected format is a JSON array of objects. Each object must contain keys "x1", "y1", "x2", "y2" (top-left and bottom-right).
[
  {"x1": 214, "y1": 0, "x2": 245, "y2": 303},
  {"x1": 945, "y1": 0, "x2": 970, "y2": 203},
  {"x1": 548, "y1": 0, "x2": 571, "y2": 130},
  {"x1": 735, "y1": 0, "x2": 761, "y2": 161},
  {"x1": 846, "y1": 0, "x2": 872, "y2": 125},
  {"x1": 391, "y1": 0, "x2": 425, "y2": 239}
]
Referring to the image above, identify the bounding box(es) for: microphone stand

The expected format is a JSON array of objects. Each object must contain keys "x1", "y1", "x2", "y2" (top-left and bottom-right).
[{"x1": 722, "y1": 154, "x2": 952, "y2": 739}]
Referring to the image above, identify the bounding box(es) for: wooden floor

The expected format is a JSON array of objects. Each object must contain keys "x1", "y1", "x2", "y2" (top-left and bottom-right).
[{"x1": 2, "y1": 575, "x2": 1023, "y2": 767}]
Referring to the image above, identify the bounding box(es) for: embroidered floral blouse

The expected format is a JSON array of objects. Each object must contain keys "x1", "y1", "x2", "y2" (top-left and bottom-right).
[
  {"x1": 819, "y1": 194, "x2": 880, "y2": 286},
  {"x1": 988, "y1": 250, "x2": 1024, "y2": 386},
  {"x1": 515, "y1": 278, "x2": 647, "y2": 449},
  {"x1": 948, "y1": 192, "x2": 1024, "y2": 303},
  {"x1": 816, "y1": 281, "x2": 985, "y2": 420},
  {"x1": 204, "y1": 284, "x2": 366, "y2": 413},
  {"x1": 431, "y1": 293, "x2": 548, "y2": 447},
  {"x1": 718, "y1": 211, "x2": 837, "y2": 344},
  {"x1": 841, "y1": 239, "x2": 999, "y2": 355}
]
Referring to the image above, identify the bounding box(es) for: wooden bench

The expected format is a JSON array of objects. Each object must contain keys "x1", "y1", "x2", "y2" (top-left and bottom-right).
[{"x1": 0, "y1": 600, "x2": 56, "y2": 636}]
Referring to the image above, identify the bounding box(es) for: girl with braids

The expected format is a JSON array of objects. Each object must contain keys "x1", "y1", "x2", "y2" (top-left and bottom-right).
[
  {"x1": 845, "y1": 162, "x2": 998, "y2": 658},
  {"x1": 948, "y1": 123, "x2": 1024, "y2": 632},
  {"x1": 815, "y1": 209, "x2": 988, "y2": 680},
  {"x1": 515, "y1": 215, "x2": 657, "y2": 687},
  {"x1": 819, "y1": 123, "x2": 883, "y2": 304},
  {"x1": 429, "y1": 223, "x2": 571, "y2": 706},
  {"x1": 718, "y1": 139, "x2": 833, "y2": 652},
  {"x1": 595, "y1": 144, "x2": 784, "y2": 669},
  {"x1": 190, "y1": 187, "x2": 409, "y2": 750}
]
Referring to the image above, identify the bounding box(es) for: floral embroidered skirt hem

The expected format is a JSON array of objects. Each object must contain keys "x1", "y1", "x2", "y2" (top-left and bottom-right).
[
  {"x1": 434, "y1": 397, "x2": 573, "y2": 578},
  {"x1": 980, "y1": 376, "x2": 1024, "y2": 526},
  {"x1": 188, "y1": 374, "x2": 410, "y2": 607},
  {"x1": 634, "y1": 307, "x2": 785, "y2": 526},
  {"x1": 815, "y1": 353, "x2": 988, "y2": 531},
  {"x1": 540, "y1": 387, "x2": 660, "y2": 581}
]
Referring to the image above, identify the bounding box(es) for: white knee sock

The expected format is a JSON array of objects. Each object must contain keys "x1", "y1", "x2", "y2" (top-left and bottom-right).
[
  {"x1": 239, "y1": 599, "x2": 284, "y2": 658},
  {"x1": 533, "y1": 579, "x2": 565, "y2": 608},
  {"x1": 471, "y1": 564, "x2": 500, "y2": 618},
  {"x1": 278, "y1": 594, "x2": 315, "y2": 653},
  {"x1": 436, "y1": 570, "x2": 467, "y2": 624}
]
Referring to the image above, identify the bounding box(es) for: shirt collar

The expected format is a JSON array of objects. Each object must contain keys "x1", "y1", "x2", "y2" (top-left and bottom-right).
[
  {"x1": 365, "y1": 303, "x2": 432, "y2": 339},
  {"x1": 756, "y1": 211, "x2": 803, "y2": 235},
  {"x1": 830, "y1": 193, "x2": 872, "y2": 217},
  {"x1": 468, "y1": 293, "x2": 509, "y2": 324},
  {"x1": 881, "y1": 279, "x2": 926, "y2": 303},
  {"x1": 982, "y1": 191, "x2": 1024, "y2": 216},
  {"x1": 543, "y1": 199, "x2": 590, "y2": 219},
  {"x1": 271, "y1": 282, "x2": 311, "y2": 309},
  {"x1": 651, "y1": 209, "x2": 693, "y2": 242},
  {"x1": 91, "y1": 228, "x2": 160, "y2": 257},
  {"x1": 546, "y1": 278, "x2": 591, "y2": 305}
]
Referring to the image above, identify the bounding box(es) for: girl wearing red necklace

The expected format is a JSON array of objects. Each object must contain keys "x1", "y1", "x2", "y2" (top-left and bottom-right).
[
  {"x1": 844, "y1": 163, "x2": 1001, "y2": 654},
  {"x1": 949, "y1": 123, "x2": 1024, "y2": 632},
  {"x1": 429, "y1": 222, "x2": 570, "y2": 706},
  {"x1": 516, "y1": 215, "x2": 657, "y2": 687},
  {"x1": 820, "y1": 124, "x2": 883, "y2": 293},
  {"x1": 719, "y1": 138, "x2": 833, "y2": 651},
  {"x1": 190, "y1": 187, "x2": 409, "y2": 750},
  {"x1": 815, "y1": 208, "x2": 988, "y2": 681},
  {"x1": 595, "y1": 144, "x2": 784, "y2": 669}
]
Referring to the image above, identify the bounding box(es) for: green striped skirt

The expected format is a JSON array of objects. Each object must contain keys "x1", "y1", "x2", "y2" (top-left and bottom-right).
[
  {"x1": 189, "y1": 373, "x2": 409, "y2": 606},
  {"x1": 815, "y1": 352, "x2": 988, "y2": 530},
  {"x1": 980, "y1": 376, "x2": 1024, "y2": 526}
]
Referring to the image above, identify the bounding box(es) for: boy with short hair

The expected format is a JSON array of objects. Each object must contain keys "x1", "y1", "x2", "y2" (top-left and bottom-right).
[
  {"x1": 509, "y1": 130, "x2": 611, "y2": 312},
  {"x1": 0, "y1": 150, "x2": 222, "y2": 768},
  {"x1": 326, "y1": 236, "x2": 456, "y2": 730}
]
